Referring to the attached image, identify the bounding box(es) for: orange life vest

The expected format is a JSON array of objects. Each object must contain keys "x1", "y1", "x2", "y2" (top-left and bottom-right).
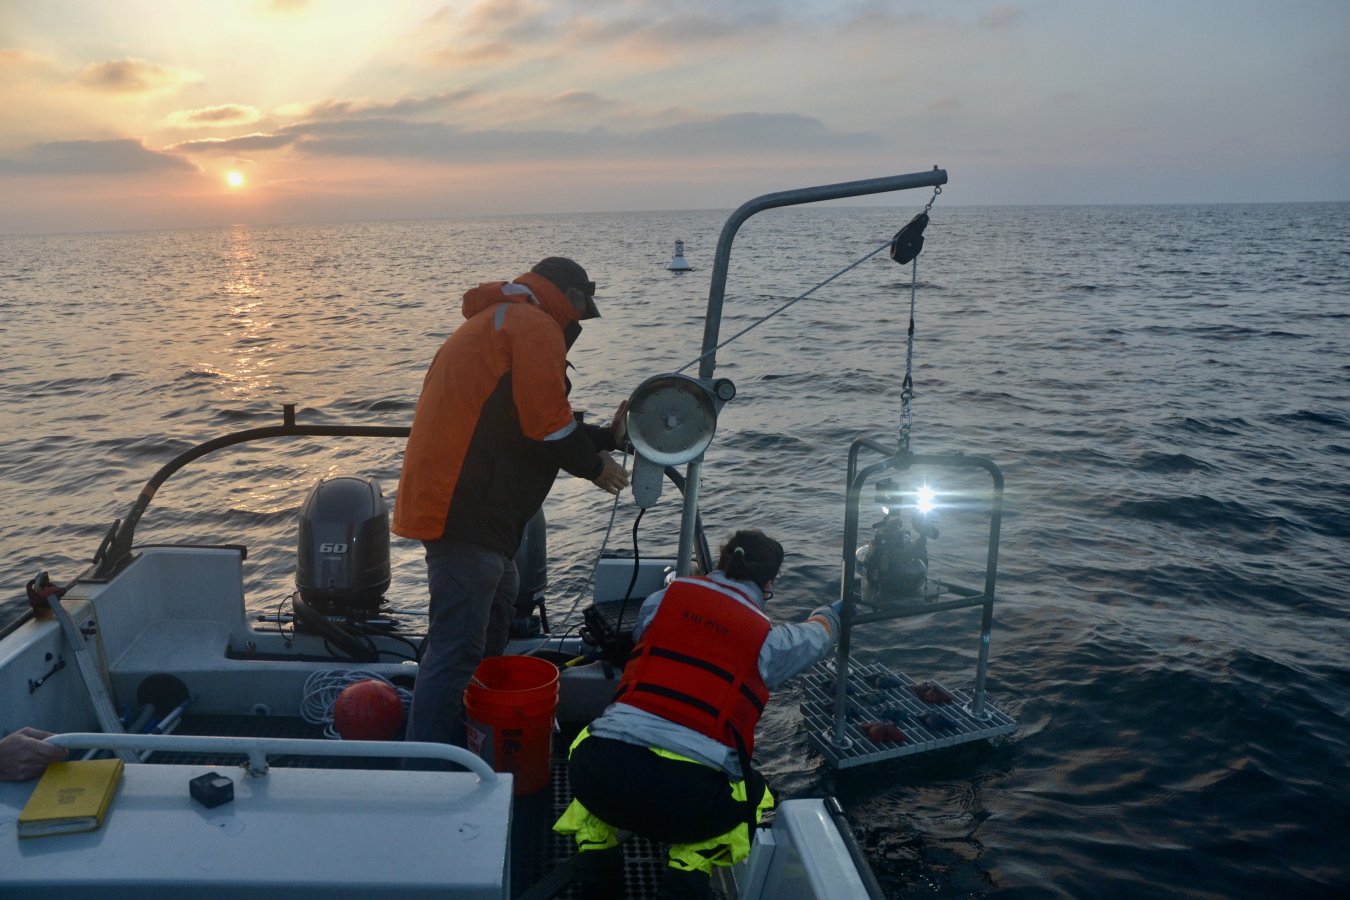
[{"x1": 614, "y1": 576, "x2": 772, "y2": 755}]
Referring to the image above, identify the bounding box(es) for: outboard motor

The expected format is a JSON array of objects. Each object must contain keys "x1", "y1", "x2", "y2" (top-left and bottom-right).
[
  {"x1": 296, "y1": 476, "x2": 391, "y2": 617},
  {"x1": 510, "y1": 509, "x2": 549, "y2": 637}
]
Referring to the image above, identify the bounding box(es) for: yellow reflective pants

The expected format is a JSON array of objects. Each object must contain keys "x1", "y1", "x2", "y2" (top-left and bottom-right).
[{"x1": 553, "y1": 729, "x2": 775, "y2": 875}]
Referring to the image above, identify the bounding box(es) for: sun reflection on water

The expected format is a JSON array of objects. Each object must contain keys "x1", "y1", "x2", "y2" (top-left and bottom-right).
[{"x1": 211, "y1": 225, "x2": 276, "y2": 400}]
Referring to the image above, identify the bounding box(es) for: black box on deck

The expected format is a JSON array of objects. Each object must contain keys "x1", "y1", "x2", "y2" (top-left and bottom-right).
[{"x1": 189, "y1": 773, "x2": 234, "y2": 809}]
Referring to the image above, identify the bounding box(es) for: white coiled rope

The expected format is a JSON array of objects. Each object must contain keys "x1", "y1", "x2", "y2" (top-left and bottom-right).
[{"x1": 300, "y1": 669, "x2": 413, "y2": 740}]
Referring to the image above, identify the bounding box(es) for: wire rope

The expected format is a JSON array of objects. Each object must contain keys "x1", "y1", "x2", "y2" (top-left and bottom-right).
[
  {"x1": 675, "y1": 239, "x2": 893, "y2": 375},
  {"x1": 301, "y1": 669, "x2": 414, "y2": 740}
]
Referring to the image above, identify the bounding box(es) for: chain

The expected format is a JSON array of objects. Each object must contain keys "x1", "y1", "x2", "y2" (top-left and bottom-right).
[
  {"x1": 899, "y1": 185, "x2": 940, "y2": 452},
  {"x1": 924, "y1": 184, "x2": 941, "y2": 214},
  {"x1": 899, "y1": 256, "x2": 917, "y2": 452}
]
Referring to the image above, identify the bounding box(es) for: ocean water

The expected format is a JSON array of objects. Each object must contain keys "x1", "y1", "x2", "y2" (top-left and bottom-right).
[{"x1": 2, "y1": 202, "x2": 1348, "y2": 898}]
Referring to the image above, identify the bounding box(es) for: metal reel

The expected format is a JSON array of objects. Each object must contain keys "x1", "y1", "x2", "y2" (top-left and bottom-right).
[
  {"x1": 626, "y1": 374, "x2": 719, "y2": 467},
  {"x1": 625, "y1": 374, "x2": 733, "y2": 508}
]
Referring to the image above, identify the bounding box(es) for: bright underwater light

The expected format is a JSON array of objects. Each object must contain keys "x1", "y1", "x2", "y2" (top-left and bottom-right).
[{"x1": 916, "y1": 485, "x2": 936, "y2": 515}]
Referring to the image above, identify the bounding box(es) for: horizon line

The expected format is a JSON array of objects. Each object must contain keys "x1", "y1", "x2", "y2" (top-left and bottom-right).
[{"x1": 3, "y1": 198, "x2": 1347, "y2": 239}]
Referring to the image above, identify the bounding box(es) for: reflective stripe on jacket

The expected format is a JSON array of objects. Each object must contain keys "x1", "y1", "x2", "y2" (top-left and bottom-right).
[
  {"x1": 392, "y1": 272, "x2": 602, "y2": 553},
  {"x1": 613, "y1": 576, "x2": 773, "y2": 756}
]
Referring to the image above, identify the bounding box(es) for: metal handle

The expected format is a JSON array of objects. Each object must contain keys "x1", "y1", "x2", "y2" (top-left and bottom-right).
[{"x1": 45, "y1": 733, "x2": 499, "y2": 782}]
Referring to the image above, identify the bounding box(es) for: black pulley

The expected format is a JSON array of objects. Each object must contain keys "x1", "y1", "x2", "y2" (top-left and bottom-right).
[{"x1": 889, "y1": 212, "x2": 928, "y2": 265}]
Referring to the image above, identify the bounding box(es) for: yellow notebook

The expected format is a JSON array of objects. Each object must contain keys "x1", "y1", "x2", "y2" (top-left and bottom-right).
[{"x1": 18, "y1": 758, "x2": 124, "y2": 838}]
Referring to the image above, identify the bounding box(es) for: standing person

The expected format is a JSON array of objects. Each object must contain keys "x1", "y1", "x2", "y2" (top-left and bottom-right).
[
  {"x1": 394, "y1": 257, "x2": 630, "y2": 752},
  {"x1": 555, "y1": 530, "x2": 842, "y2": 900}
]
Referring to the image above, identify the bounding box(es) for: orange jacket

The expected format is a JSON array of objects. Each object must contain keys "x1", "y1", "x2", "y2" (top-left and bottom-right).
[{"x1": 392, "y1": 272, "x2": 609, "y2": 553}]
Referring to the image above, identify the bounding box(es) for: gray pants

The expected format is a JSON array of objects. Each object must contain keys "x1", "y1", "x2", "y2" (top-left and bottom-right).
[{"x1": 406, "y1": 539, "x2": 518, "y2": 751}]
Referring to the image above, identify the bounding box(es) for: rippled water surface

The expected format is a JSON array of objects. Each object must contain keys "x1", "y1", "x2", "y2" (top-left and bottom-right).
[{"x1": 3, "y1": 203, "x2": 1348, "y2": 897}]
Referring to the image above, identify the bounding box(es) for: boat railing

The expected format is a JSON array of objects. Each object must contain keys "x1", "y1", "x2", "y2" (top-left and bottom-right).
[
  {"x1": 87, "y1": 404, "x2": 410, "y2": 581},
  {"x1": 46, "y1": 733, "x2": 499, "y2": 780}
]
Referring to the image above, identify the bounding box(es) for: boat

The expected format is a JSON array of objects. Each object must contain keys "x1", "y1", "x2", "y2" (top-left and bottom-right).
[{"x1": 0, "y1": 167, "x2": 1014, "y2": 898}]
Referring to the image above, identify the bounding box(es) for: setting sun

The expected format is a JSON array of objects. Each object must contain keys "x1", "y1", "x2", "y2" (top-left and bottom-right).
[{"x1": 227, "y1": 172, "x2": 244, "y2": 187}]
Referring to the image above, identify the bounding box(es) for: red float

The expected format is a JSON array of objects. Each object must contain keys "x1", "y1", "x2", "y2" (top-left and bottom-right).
[{"x1": 332, "y1": 680, "x2": 403, "y2": 741}]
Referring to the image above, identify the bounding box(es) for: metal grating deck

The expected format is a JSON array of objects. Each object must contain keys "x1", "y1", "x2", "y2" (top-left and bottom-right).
[
  {"x1": 801, "y1": 661, "x2": 1016, "y2": 768},
  {"x1": 509, "y1": 750, "x2": 671, "y2": 899}
]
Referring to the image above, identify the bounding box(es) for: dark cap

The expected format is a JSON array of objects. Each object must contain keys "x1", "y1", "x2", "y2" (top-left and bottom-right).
[{"x1": 531, "y1": 257, "x2": 600, "y2": 319}]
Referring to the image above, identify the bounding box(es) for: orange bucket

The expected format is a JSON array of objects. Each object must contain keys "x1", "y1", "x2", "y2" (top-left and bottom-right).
[{"x1": 463, "y1": 654, "x2": 560, "y2": 795}]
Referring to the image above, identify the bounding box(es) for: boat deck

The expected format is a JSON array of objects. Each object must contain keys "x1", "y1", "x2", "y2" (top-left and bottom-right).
[
  {"x1": 800, "y1": 661, "x2": 1016, "y2": 768},
  {"x1": 146, "y1": 716, "x2": 670, "y2": 899}
]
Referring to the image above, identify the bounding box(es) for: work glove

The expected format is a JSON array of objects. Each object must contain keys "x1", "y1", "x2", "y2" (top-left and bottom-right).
[{"x1": 831, "y1": 600, "x2": 844, "y2": 615}]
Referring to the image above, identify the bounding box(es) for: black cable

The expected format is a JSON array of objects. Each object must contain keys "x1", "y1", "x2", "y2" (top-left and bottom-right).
[
  {"x1": 617, "y1": 508, "x2": 646, "y2": 633},
  {"x1": 356, "y1": 622, "x2": 421, "y2": 662},
  {"x1": 278, "y1": 592, "x2": 296, "y2": 642},
  {"x1": 537, "y1": 505, "x2": 647, "y2": 660}
]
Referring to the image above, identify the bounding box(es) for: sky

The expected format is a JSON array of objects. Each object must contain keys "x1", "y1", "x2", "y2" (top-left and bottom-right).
[{"x1": 0, "y1": 0, "x2": 1346, "y2": 233}]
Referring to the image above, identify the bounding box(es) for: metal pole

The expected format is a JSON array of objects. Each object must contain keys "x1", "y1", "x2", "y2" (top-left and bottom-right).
[
  {"x1": 972, "y1": 600, "x2": 994, "y2": 719},
  {"x1": 971, "y1": 462, "x2": 1004, "y2": 720},
  {"x1": 676, "y1": 169, "x2": 947, "y2": 578},
  {"x1": 833, "y1": 456, "x2": 891, "y2": 747},
  {"x1": 698, "y1": 169, "x2": 947, "y2": 381},
  {"x1": 675, "y1": 457, "x2": 703, "y2": 577}
]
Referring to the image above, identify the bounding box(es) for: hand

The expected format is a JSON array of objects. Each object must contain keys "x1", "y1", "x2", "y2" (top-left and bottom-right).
[
  {"x1": 593, "y1": 452, "x2": 630, "y2": 495},
  {"x1": 611, "y1": 400, "x2": 629, "y2": 446},
  {"x1": 831, "y1": 600, "x2": 844, "y2": 615},
  {"x1": 0, "y1": 728, "x2": 67, "y2": 782}
]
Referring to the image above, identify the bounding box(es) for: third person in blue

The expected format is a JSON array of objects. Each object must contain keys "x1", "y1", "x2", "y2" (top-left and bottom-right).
[{"x1": 554, "y1": 529, "x2": 842, "y2": 899}]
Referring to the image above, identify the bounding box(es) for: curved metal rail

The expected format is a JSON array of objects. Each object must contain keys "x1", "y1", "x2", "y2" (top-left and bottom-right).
[
  {"x1": 90, "y1": 404, "x2": 409, "y2": 579},
  {"x1": 675, "y1": 168, "x2": 949, "y2": 575},
  {"x1": 46, "y1": 733, "x2": 498, "y2": 781}
]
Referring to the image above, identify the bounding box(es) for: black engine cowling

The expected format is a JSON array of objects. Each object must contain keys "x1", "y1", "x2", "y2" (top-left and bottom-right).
[
  {"x1": 296, "y1": 476, "x2": 391, "y2": 616},
  {"x1": 510, "y1": 508, "x2": 549, "y2": 637}
]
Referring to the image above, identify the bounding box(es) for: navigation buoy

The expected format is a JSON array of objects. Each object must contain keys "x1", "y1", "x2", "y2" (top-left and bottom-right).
[{"x1": 667, "y1": 240, "x2": 692, "y2": 271}]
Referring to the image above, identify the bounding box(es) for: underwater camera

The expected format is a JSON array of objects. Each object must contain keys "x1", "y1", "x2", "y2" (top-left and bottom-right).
[{"x1": 858, "y1": 477, "x2": 940, "y2": 603}]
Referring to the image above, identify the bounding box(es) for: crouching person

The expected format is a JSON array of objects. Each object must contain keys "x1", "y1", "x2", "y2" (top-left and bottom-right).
[{"x1": 555, "y1": 530, "x2": 842, "y2": 899}]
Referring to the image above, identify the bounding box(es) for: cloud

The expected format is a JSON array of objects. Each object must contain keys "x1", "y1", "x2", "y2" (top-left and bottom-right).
[
  {"x1": 925, "y1": 96, "x2": 961, "y2": 113},
  {"x1": 1, "y1": 48, "x2": 57, "y2": 74},
  {"x1": 409, "y1": 0, "x2": 794, "y2": 70},
  {"x1": 171, "y1": 132, "x2": 297, "y2": 153},
  {"x1": 978, "y1": 6, "x2": 1023, "y2": 31},
  {"x1": 556, "y1": 5, "x2": 791, "y2": 63},
  {"x1": 167, "y1": 102, "x2": 874, "y2": 167},
  {"x1": 423, "y1": 41, "x2": 514, "y2": 68},
  {"x1": 266, "y1": 0, "x2": 311, "y2": 11},
  {"x1": 165, "y1": 104, "x2": 262, "y2": 127},
  {"x1": 461, "y1": 0, "x2": 552, "y2": 42},
  {"x1": 298, "y1": 90, "x2": 481, "y2": 121},
  {"x1": 77, "y1": 58, "x2": 198, "y2": 93},
  {"x1": 0, "y1": 139, "x2": 195, "y2": 176}
]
